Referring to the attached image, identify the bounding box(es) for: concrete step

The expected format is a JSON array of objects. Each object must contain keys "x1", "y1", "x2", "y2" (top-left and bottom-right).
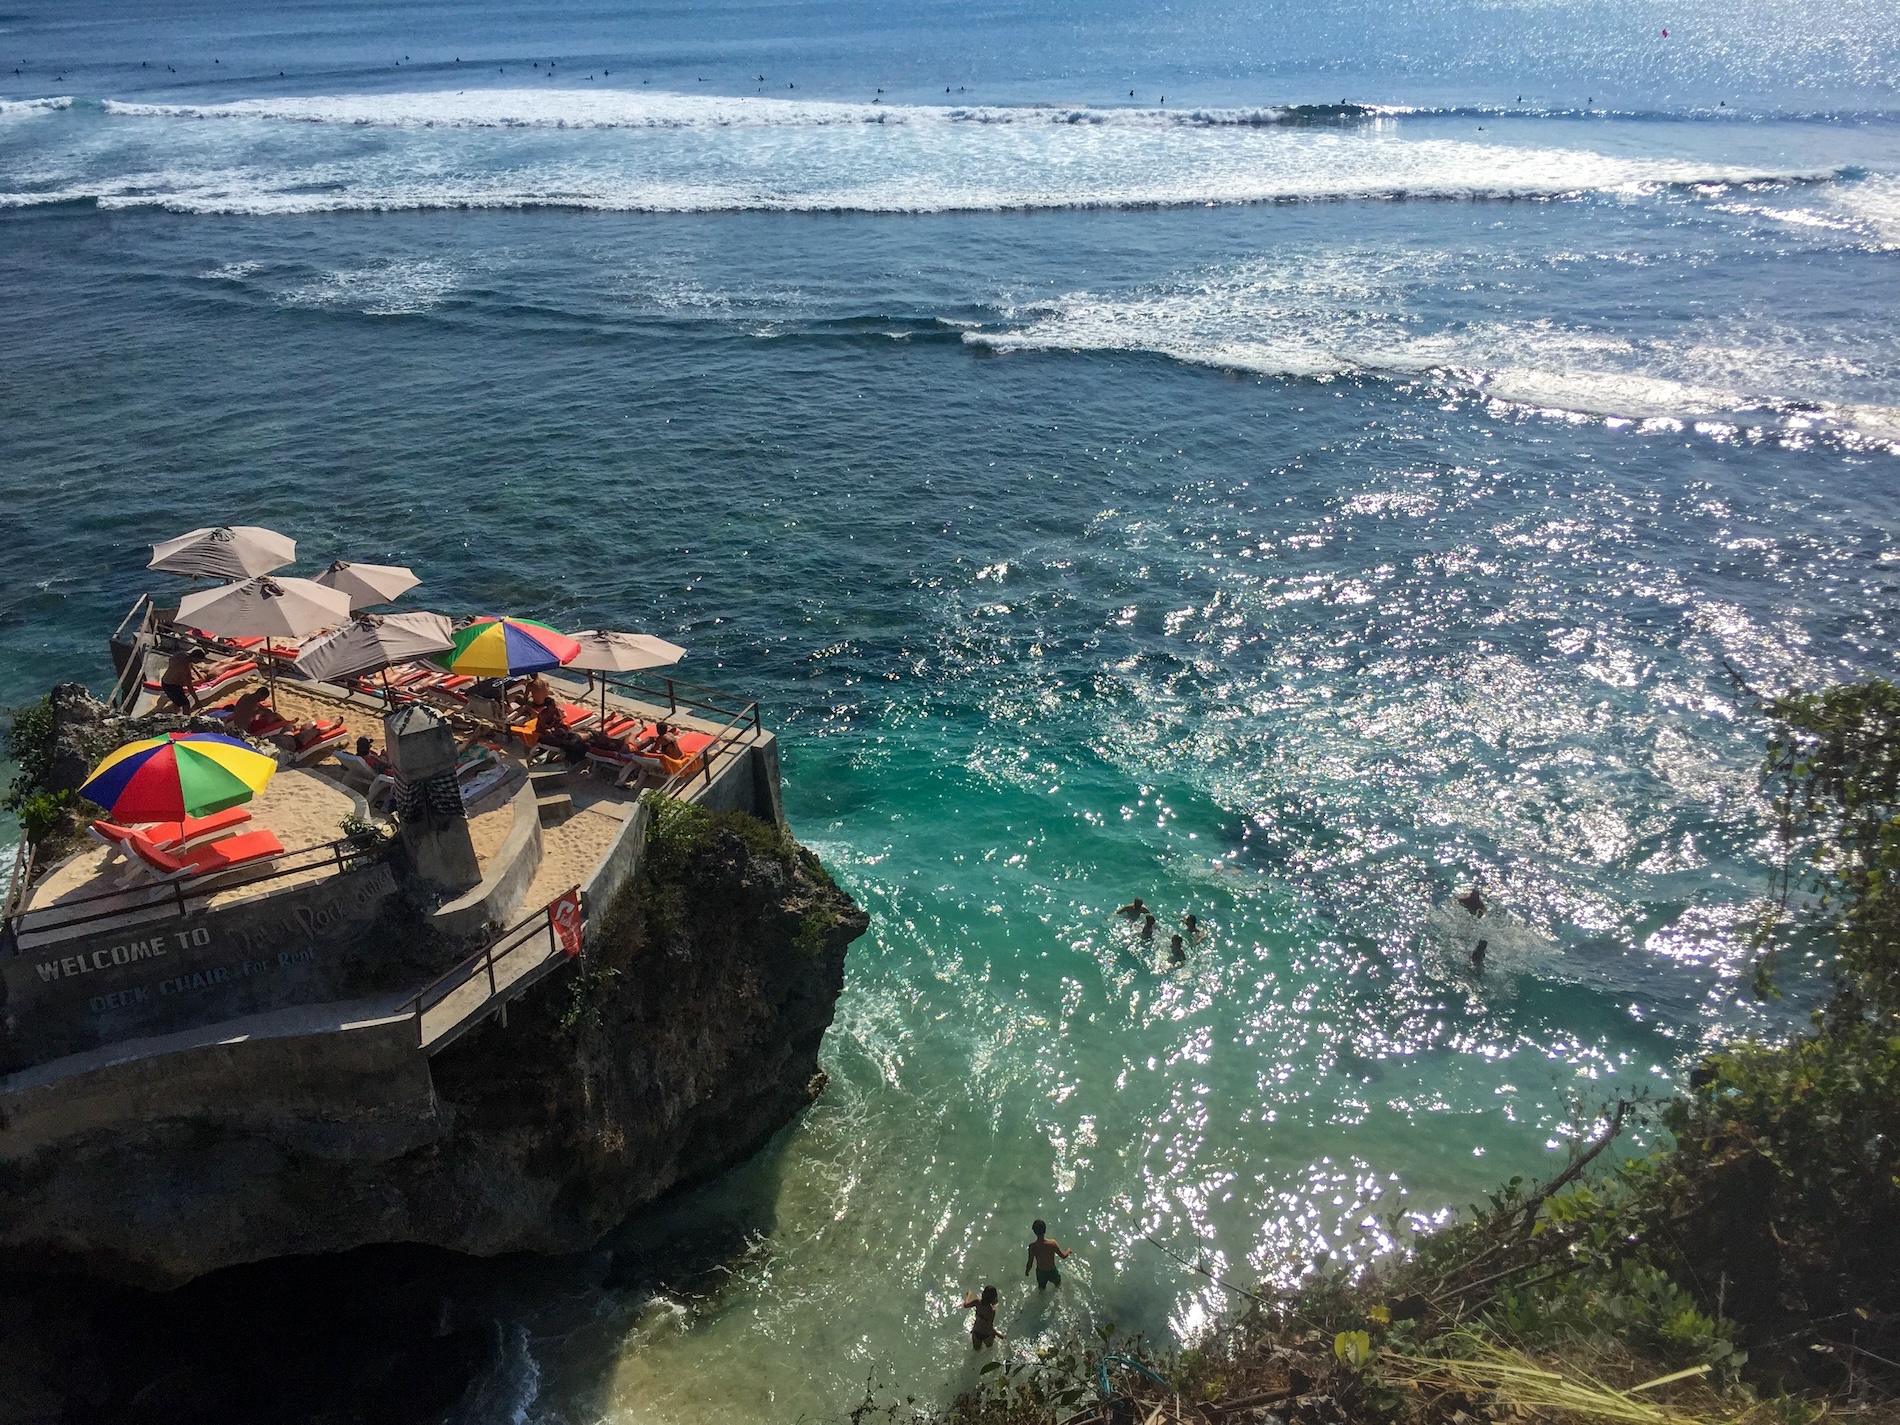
[
  {"x1": 528, "y1": 765, "x2": 574, "y2": 789},
  {"x1": 536, "y1": 792, "x2": 575, "y2": 826}
]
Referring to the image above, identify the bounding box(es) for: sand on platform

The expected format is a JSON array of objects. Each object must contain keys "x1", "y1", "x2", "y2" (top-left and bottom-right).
[
  {"x1": 521, "y1": 799, "x2": 629, "y2": 911},
  {"x1": 22, "y1": 769, "x2": 363, "y2": 936}
]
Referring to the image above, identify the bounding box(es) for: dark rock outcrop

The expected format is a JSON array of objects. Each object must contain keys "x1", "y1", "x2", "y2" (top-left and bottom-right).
[{"x1": 0, "y1": 808, "x2": 865, "y2": 1287}]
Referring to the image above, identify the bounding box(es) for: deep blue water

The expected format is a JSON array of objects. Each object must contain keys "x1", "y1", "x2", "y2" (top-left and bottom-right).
[{"x1": 2, "y1": 0, "x2": 1898, "y2": 1418}]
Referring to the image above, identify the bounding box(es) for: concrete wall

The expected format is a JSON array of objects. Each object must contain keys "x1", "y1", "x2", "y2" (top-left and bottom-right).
[
  {"x1": 693, "y1": 736, "x2": 782, "y2": 822},
  {"x1": 0, "y1": 1005, "x2": 440, "y2": 1162},
  {"x1": 1, "y1": 861, "x2": 401, "y2": 1069},
  {"x1": 431, "y1": 779, "x2": 541, "y2": 939},
  {"x1": 580, "y1": 797, "x2": 651, "y2": 945}
]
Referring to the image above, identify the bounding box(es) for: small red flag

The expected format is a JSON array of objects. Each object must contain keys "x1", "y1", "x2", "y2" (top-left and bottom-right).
[{"x1": 550, "y1": 889, "x2": 585, "y2": 958}]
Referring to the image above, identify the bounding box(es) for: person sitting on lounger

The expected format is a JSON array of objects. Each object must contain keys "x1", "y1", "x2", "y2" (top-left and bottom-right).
[
  {"x1": 652, "y1": 722, "x2": 685, "y2": 759},
  {"x1": 354, "y1": 736, "x2": 392, "y2": 775},
  {"x1": 225, "y1": 687, "x2": 274, "y2": 734}
]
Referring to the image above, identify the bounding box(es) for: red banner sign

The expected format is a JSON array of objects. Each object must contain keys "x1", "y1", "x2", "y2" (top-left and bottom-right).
[{"x1": 549, "y1": 889, "x2": 584, "y2": 959}]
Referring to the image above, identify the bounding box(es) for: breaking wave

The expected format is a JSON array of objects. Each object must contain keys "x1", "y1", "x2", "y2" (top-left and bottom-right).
[{"x1": 100, "y1": 90, "x2": 1384, "y2": 130}]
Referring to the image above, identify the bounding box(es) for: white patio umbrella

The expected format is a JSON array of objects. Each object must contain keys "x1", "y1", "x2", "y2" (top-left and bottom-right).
[
  {"x1": 312, "y1": 559, "x2": 421, "y2": 610},
  {"x1": 149, "y1": 525, "x2": 295, "y2": 581},
  {"x1": 294, "y1": 610, "x2": 455, "y2": 687},
  {"x1": 566, "y1": 629, "x2": 686, "y2": 719},
  {"x1": 176, "y1": 576, "x2": 353, "y2": 691}
]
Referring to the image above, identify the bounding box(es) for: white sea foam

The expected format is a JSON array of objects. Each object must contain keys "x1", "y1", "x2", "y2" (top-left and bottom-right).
[
  {"x1": 100, "y1": 89, "x2": 1374, "y2": 131},
  {"x1": 0, "y1": 89, "x2": 1824, "y2": 215},
  {"x1": 966, "y1": 254, "x2": 1900, "y2": 442},
  {"x1": 0, "y1": 95, "x2": 71, "y2": 118},
  {"x1": 278, "y1": 259, "x2": 459, "y2": 315}
]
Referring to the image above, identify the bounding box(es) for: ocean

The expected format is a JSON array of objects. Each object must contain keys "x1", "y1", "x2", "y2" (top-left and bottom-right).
[{"x1": 2, "y1": 0, "x2": 1898, "y2": 1418}]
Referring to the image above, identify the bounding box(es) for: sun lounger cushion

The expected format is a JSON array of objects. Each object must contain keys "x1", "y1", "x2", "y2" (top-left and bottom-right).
[
  {"x1": 90, "y1": 807, "x2": 252, "y2": 856},
  {"x1": 144, "y1": 659, "x2": 259, "y2": 698},
  {"x1": 126, "y1": 828, "x2": 285, "y2": 882}
]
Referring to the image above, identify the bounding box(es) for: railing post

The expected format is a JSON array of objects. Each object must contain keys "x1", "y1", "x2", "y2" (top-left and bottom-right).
[
  {"x1": 666, "y1": 677, "x2": 677, "y2": 714},
  {"x1": 485, "y1": 942, "x2": 498, "y2": 999}
]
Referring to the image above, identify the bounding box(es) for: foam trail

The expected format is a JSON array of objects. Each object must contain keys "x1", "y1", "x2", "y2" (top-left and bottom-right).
[
  {"x1": 100, "y1": 90, "x2": 1378, "y2": 130},
  {"x1": 967, "y1": 255, "x2": 1900, "y2": 442},
  {"x1": 0, "y1": 90, "x2": 1835, "y2": 215}
]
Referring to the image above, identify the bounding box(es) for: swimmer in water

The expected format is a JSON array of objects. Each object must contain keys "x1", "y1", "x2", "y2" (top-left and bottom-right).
[
  {"x1": 1025, "y1": 1221, "x2": 1072, "y2": 1289},
  {"x1": 1457, "y1": 879, "x2": 1487, "y2": 917},
  {"x1": 1141, "y1": 914, "x2": 1157, "y2": 941},
  {"x1": 960, "y1": 1285, "x2": 1005, "y2": 1348},
  {"x1": 1471, "y1": 939, "x2": 1489, "y2": 972},
  {"x1": 1169, "y1": 934, "x2": 1186, "y2": 964},
  {"x1": 1116, "y1": 897, "x2": 1148, "y2": 920},
  {"x1": 1183, "y1": 912, "x2": 1199, "y2": 936}
]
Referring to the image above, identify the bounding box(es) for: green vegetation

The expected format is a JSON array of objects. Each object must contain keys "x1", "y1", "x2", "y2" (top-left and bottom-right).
[
  {"x1": 903, "y1": 679, "x2": 1900, "y2": 1425},
  {"x1": 3, "y1": 694, "x2": 58, "y2": 816}
]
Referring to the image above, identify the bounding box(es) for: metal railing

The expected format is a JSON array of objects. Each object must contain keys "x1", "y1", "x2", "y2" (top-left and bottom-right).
[
  {"x1": 657, "y1": 700, "x2": 765, "y2": 799},
  {"x1": 1, "y1": 835, "x2": 388, "y2": 948},
  {"x1": 105, "y1": 594, "x2": 157, "y2": 715},
  {"x1": 399, "y1": 889, "x2": 577, "y2": 1053},
  {"x1": 1, "y1": 837, "x2": 37, "y2": 925},
  {"x1": 595, "y1": 670, "x2": 762, "y2": 738}
]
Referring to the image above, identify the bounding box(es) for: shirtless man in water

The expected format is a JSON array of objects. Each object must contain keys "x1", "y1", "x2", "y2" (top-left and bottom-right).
[{"x1": 1025, "y1": 1220, "x2": 1072, "y2": 1289}]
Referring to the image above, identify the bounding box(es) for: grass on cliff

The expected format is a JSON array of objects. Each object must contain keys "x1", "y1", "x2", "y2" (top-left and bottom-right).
[{"x1": 884, "y1": 679, "x2": 1900, "y2": 1425}]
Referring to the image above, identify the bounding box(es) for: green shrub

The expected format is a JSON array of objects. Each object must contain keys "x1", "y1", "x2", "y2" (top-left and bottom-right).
[{"x1": 3, "y1": 696, "x2": 57, "y2": 813}]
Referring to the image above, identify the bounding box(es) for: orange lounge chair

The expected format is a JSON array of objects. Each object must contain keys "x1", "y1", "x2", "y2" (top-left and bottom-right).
[
  {"x1": 290, "y1": 719, "x2": 351, "y2": 764},
  {"x1": 183, "y1": 627, "x2": 266, "y2": 652},
  {"x1": 124, "y1": 828, "x2": 285, "y2": 884},
  {"x1": 144, "y1": 658, "x2": 259, "y2": 703},
  {"x1": 90, "y1": 808, "x2": 252, "y2": 859}
]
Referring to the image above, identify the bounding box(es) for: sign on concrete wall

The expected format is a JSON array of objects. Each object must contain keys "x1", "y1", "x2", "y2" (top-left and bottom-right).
[{"x1": 2, "y1": 862, "x2": 400, "y2": 1069}]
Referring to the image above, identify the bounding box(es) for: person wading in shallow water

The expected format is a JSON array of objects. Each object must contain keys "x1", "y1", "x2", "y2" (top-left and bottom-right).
[
  {"x1": 1458, "y1": 878, "x2": 1487, "y2": 917},
  {"x1": 1025, "y1": 1220, "x2": 1072, "y2": 1289},
  {"x1": 959, "y1": 1284, "x2": 1005, "y2": 1348},
  {"x1": 1116, "y1": 897, "x2": 1148, "y2": 920}
]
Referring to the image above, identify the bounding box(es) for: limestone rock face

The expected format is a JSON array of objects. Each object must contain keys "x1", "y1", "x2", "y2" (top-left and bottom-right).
[{"x1": 0, "y1": 818, "x2": 865, "y2": 1287}]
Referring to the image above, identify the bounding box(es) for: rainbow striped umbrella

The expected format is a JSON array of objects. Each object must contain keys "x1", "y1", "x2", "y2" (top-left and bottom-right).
[
  {"x1": 432, "y1": 617, "x2": 580, "y2": 678},
  {"x1": 81, "y1": 732, "x2": 278, "y2": 823}
]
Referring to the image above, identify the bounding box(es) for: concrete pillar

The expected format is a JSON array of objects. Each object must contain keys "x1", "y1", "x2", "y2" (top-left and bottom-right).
[{"x1": 385, "y1": 705, "x2": 481, "y2": 896}]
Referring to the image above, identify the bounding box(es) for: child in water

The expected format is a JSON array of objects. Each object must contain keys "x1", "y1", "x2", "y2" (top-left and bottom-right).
[{"x1": 959, "y1": 1285, "x2": 1005, "y2": 1348}]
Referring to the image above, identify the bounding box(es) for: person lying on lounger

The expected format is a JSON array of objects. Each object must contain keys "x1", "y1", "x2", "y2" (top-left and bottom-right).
[{"x1": 586, "y1": 725, "x2": 630, "y2": 754}]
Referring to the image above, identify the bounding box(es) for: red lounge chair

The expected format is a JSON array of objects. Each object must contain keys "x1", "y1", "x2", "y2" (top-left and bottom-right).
[
  {"x1": 291, "y1": 719, "x2": 351, "y2": 763},
  {"x1": 184, "y1": 627, "x2": 266, "y2": 652},
  {"x1": 125, "y1": 828, "x2": 286, "y2": 883},
  {"x1": 144, "y1": 658, "x2": 258, "y2": 702},
  {"x1": 90, "y1": 807, "x2": 252, "y2": 857}
]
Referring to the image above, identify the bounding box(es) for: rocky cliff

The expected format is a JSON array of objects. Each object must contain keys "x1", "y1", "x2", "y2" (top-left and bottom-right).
[{"x1": 0, "y1": 796, "x2": 866, "y2": 1287}]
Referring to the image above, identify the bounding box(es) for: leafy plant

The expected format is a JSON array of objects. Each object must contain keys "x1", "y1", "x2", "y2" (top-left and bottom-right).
[{"x1": 4, "y1": 695, "x2": 57, "y2": 813}]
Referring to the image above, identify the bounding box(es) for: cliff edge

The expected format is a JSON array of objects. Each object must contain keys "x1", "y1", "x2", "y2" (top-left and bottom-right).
[{"x1": 0, "y1": 797, "x2": 867, "y2": 1287}]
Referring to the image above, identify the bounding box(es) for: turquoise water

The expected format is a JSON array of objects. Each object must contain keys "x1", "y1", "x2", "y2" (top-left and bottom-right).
[{"x1": 3, "y1": 0, "x2": 1899, "y2": 1418}]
